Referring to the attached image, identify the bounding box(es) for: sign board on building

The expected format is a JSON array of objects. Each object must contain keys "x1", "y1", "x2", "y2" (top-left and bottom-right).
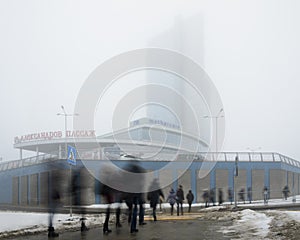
[{"x1": 14, "y1": 130, "x2": 96, "y2": 144}]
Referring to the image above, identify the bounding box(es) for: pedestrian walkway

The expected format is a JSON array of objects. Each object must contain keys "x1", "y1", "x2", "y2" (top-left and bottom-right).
[
  {"x1": 9, "y1": 215, "x2": 229, "y2": 240},
  {"x1": 144, "y1": 212, "x2": 203, "y2": 221},
  {"x1": 3, "y1": 195, "x2": 300, "y2": 239}
]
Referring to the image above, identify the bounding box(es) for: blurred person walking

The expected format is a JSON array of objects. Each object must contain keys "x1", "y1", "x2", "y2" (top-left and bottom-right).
[
  {"x1": 202, "y1": 190, "x2": 209, "y2": 207},
  {"x1": 263, "y1": 186, "x2": 268, "y2": 205},
  {"x1": 176, "y1": 185, "x2": 184, "y2": 216},
  {"x1": 100, "y1": 182, "x2": 114, "y2": 234},
  {"x1": 122, "y1": 162, "x2": 146, "y2": 233},
  {"x1": 209, "y1": 188, "x2": 216, "y2": 206},
  {"x1": 247, "y1": 187, "x2": 252, "y2": 204},
  {"x1": 167, "y1": 188, "x2": 176, "y2": 215},
  {"x1": 239, "y1": 188, "x2": 245, "y2": 204},
  {"x1": 186, "y1": 190, "x2": 194, "y2": 212},
  {"x1": 147, "y1": 179, "x2": 164, "y2": 221},
  {"x1": 228, "y1": 188, "x2": 233, "y2": 205},
  {"x1": 218, "y1": 188, "x2": 223, "y2": 206},
  {"x1": 48, "y1": 169, "x2": 62, "y2": 238},
  {"x1": 283, "y1": 185, "x2": 290, "y2": 200},
  {"x1": 71, "y1": 167, "x2": 89, "y2": 232}
]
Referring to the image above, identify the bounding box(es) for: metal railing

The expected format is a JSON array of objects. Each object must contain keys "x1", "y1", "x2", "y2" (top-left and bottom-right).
[
  {"x1": 0, "y1": 151, "x2": 300, "y2": 172},
  {"x1": 203, "y1": 152, "x2": 300, "y2": 167},
  {"x1": 0, "y1": 153, "x2": 58, "y2": 172}
]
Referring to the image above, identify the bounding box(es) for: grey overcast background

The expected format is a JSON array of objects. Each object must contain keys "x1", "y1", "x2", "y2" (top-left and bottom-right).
[{"x1": 0, "y1": 0, "x2": 300, "y2": 160}]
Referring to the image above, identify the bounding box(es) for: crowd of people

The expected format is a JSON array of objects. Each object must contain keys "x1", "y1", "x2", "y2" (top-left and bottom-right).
[
  {"x1": 200, "y1": 185, "x2": 292, "y2": 208},
  {"x1": 47, "y1": 163, "x2": 196, "y2": 237},
  {"x1": 47, "y1": 162, "x2": 293, "y2": 237}
]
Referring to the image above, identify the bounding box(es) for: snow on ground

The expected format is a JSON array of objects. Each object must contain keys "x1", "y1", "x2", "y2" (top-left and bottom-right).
[
  {"x1": 220, "y1": 209, "x2": 273, "y2": 239},
  {"x1": 88, "y1": 202, "x2": 193, "y2": 209},
  {"x1": 239, "y1": 209, "x2": 271, "y2": 237},
  {"x1": 1, "y1": 195, "x2": 300, "y2": 238},
  {"x1": 198, "y1": 206, "x2": 226, "y2": 212},
  {"x1": 265, "y1": 210, "x2": 300, "y2": 239},
  {"x1": 242, "y1": 195, "x2": 299, "y2": 207},
  {"x1": 220, "y1": 208, "x2": 300, "y2": 239},
  {"x1": 0, "y1": 211, "x2": 105, "y2": 238},
  {"x1": 282, "y1": 210, "x2": 300, "y2": 222},
  {"x1": 1, "y1": 211, "x2": 52, "y2": 232}
]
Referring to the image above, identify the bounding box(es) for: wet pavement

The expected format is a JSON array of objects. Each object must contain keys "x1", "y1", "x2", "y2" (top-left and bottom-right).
[{"x1": 8, "y1": 217, "x2": 231, "y2": 240}]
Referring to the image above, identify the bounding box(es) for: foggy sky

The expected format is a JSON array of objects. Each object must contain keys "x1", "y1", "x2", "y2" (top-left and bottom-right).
[{"x1": 1, "y1": 0, "x2": 300, "y2": 160}]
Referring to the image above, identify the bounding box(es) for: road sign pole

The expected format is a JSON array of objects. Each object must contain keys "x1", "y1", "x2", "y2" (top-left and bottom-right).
[
  {"x1": 70, "y1": 164, "x2": 72, "y2": 217},
  {"x1": 67, "y1": 145, "x2": 77, "y2": 217}
]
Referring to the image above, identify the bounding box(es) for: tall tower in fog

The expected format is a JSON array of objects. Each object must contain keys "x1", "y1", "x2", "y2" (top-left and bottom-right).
[{"x1": 141, "y1": 15, "x2": 210, "y2": 144}]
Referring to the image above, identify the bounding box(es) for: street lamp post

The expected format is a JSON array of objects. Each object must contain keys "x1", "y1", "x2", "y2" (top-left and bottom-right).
[
  {"x1": 204, "y1": 108, "x2": 224, "y2": 160},
  {"x1": 57, "y1": 106, "x2": 79, "y2": 157},
  {"x1": 57, "y1": 105, "x2": 78, "y2": 217}
]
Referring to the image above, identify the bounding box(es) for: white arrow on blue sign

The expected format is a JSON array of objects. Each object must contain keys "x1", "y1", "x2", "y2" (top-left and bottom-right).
[{"x1": 67, "y1": 145, "x2": 76, "y2": 166}]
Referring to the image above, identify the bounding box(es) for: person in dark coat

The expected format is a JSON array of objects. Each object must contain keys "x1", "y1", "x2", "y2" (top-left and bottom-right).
[
  {"x1": 209, "y1": 188, "x2": 216, "y2": 206},
  {"x1": 186, "y1": 190, "x2": 194, "y2": 212},
  {"x1": 239, "y1": 188, "x2": 245, "y2": 204},
  {"x1": 114, "y1": 190, "x2": 123, "y2": 228},
  {"x1": 122, "y1": 162, "x2": 146, "y2": 233},
  {"x1": 98, "y1": 164, "x2": 124, "y2": 234},
  {"x1": 202, "y1": 190, "x2": 209, "y2": 207},
  {"x1": 167, "y1": 188, "x2": 176, "y2": 215},
  {"x1": 283, "y1": 185, "x2": 290, "y2": 200},
  {"x1": 228, "y1": 188, "x2": 233, "y2": 205},
  {"x1": 71, "y1": 167, "x2": 89, "y2": 232},
  {"x1": 100, "y1": 182, "x2": 114, "y2": 234},
  {"x1": 247, "y1": 187, "x2": 252, "y2": 204},
  {"x1": 147, "y1": 179, "x2": 164, "y2": 221},
  {"x1": 176, "y1": 185, "x2": 184, "y2": 216},
  {"x1": 48, "y1": 169, "x2": 62, "y2": 238},
  {"x1": 263, "y1": 186, "x2": 268, "y2": 204},
  {"x1": 218, "y1": 188, "x2": 223, "y2": 206}
]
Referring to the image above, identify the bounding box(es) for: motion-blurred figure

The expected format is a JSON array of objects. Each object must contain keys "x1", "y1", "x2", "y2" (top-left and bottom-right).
[
  {"x1": 48, "y1": 168, "x2": 62, "y2": 238},
  {"x1": 100, "y1": 182, "x2": 114, "y2": 234},
  {"x1": 228, "y1": 188, "x2": 233, "y2": 205},
  {"x1": 202, "y1": 190, "x2": 209, "y2": 207},
  {"x1": 122, "y1": 161, "x2": 146, "y2": 233},
  {"x1": 218, "y1": 188, "x2": 223, "y2": 206},
  {"x1": 239, "y1": 188, "x2": 245, "y2": 204},
  {"x1": 167, "y1": 188, "x2": 176, "y2": 215},
  {"x1": 98, "y1": 165, "x2": 116, "y2": 234},
  {"x1": 147, "y1": 179, "x2": 164, "y2": 221},
  {"x1": 247, "y1": 187, "x2": 252, "y2": 204},
  {"x1": 71, "y1": 167, "x2": 89, "y2": 232},
  {"x1": 186, "y1": 190, "x2": 194, "y2": 212},
  {"x1": 263, "y1": 186, "x2": 268, "y2": 204},
  {"x1": 209, "y1": 188, "x2": 216, "y2": 206},
  {"x1": 283, "y1": 185, "x2": 290, "y2": 200},
  {"x1": 176, "y1": 185, "x2": 184, "y2": 215}
]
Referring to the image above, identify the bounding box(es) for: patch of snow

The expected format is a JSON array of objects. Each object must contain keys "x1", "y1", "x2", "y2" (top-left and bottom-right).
[
  {"x1": 0, "y1": 211, "x2": 75, "y2": 232},
  {"x1": 199, "y1": 206, "x2": 226, "y2": 212},
  {"x1": 222, "y1": 209, "x2": 272, "y2": 239},
  {"x1": 282, "y1": 211, "x2": 300, "y2": 222},
  {"x1": 0, "y1": 211, "x2": 105, "y2": 238}
]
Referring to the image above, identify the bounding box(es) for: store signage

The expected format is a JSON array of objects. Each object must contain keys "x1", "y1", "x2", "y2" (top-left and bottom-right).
[
  {"x1": 14, "y1": 130, "x2": 96, "y2": 144},
  {"x1": 66, "y1": 130, "x2": 96, "y2": 138},
  {"x1": 14, "y1": 131, "x2": 63, "y2": 144}
]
